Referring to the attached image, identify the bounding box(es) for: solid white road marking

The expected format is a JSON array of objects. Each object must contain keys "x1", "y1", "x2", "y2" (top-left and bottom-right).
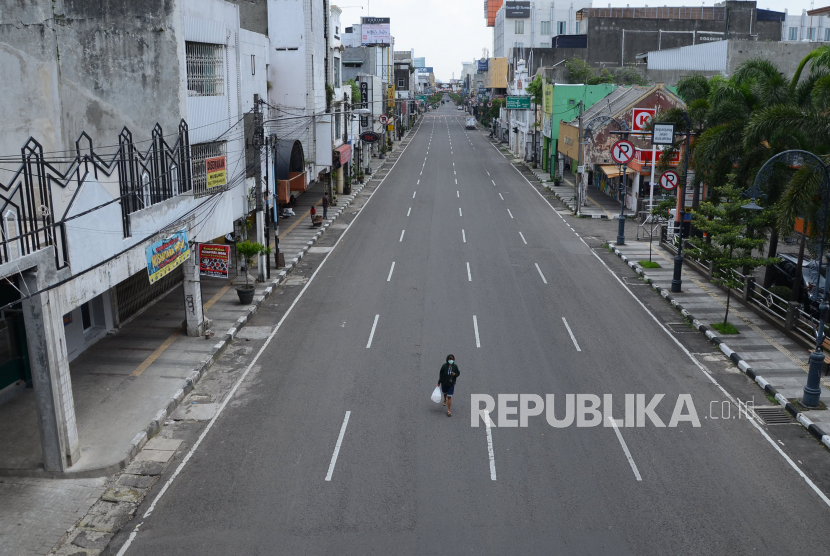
[
  {"x1": 608, "y1": 416, "x2": 642, "y2": 481},
  {"x1": 407, "y1": 207, "x2": 411, "y2": 216},
  {"x1": 507, "y1": 209, "x2": 514, "y2": 219},
  {"x1": 366, "y1": 315, "x2": 379, "y2": 348},
  {"x1": 387, "y1": 262, "x2": 395, "y2": 282},
  {"x1": 400, "y1": 230, "x2": 405, "y2": 242},
  {"x1": 519, "y1": 232, "x2": 527, "y2": 244},
  {"x1": 467, "y1": 262, "x2": 472, "y2": 281},
  {"x1": 562, "y1": 317, "x2": 581, "y2": 352},
  {"x1": 325, "y1": 411, "x2": 351, "y2": 481},
  {"x1": 462, "y1": 229, "x2": 466, "y2": 243},
  {"x1": 486, "y1": 415, "x2": 497, "y2": 481},
  {"x1": 459, "y1": 207, "x2": 463, "y2": 216},
  {"x1": 473, "y1": 315, "x2": 481, "y2": 347},
  {"x1": 535, "y1": 263, "x2": 548, "y2": 284},
  {"x1": 499, "y1": 193, "x2": 504, "y2": 201}
]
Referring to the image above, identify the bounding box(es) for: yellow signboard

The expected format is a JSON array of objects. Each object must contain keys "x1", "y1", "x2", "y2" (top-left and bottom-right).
[
  {"x1": 206, "y1": 155, "x2": 226, "y2": 189},
  {"x1": 387, "y1": 124, "x2": 394, "y2": 131},
  {"x1": 544, "y1": 83, "x2": 553, "y2": 114}
]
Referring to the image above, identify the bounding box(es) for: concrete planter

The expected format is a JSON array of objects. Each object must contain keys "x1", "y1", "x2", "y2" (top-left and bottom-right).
[{"x1": 236, "y1": 285, "x2": 255, "y2": 305}]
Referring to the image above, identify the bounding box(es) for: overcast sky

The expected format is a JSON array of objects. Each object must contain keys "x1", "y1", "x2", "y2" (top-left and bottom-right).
[{"x1": 336, "y1": 0, "x2": 823, "y2": 82}]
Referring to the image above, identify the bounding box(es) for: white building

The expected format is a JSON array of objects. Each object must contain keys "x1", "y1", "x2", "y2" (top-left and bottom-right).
[
  {"x1": 493, "y1": 1, "x2": 592, "y2": 60},
  {"x1": 0, "y1": 0, "x2": 267, "y2": 471},
  {"x1": 783, "y1": 9, "x2": 830, "y2": 42}
]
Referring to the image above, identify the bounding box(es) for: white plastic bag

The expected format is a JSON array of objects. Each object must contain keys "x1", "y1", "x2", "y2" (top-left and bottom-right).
[{"x1": 431, "y1": 386, "x2": 442, "y2": 404}]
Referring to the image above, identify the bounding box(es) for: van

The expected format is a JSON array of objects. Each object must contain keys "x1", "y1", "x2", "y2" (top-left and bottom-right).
[{"x1": 465, "y1": 117, "x2": 476, "y2": 130}]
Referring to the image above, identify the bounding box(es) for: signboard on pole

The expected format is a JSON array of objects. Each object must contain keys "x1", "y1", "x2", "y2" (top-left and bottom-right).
[
  {"x1": 611, "y1": 140, "x2": 635, "y2": 165},
  {"x1": 632, "y1": 108, "x2": 655, "y2": 131},
  {"x1": 543, "y1": 83, "x2": 553, "y2": 114},
  {"x1": 477, "y1": 58, "x2": 489, "y2": 73},
  {"x1": 205, "y1": 156, "x2": 226, "y2": 189},
  {"x1": 652, "y1": 123, "x2": 676, "y2": 145},
  {"x1": 378, "y1": 114, "x2": 389, "y2": 125},
  {"x1": 415, "y1": 67, "x2": 434, "y2": 74},
  {"x1": 505, "y1": 96, "x2": 531, "y2": 110},
  {"x1": 198, "y1": 244, "x2": 230, "y2": 278},
  {"x1": 361, "y1": 17, "x2": 391, "y2": 46},
  {"x1": 146, "y1": 229, "x2": 189, "y2": 284},
  {"x1": 659, "y1": 170, "x2": 680, "y2": 190},
  {"x1": 360, "y1": 131, "x2": 381, "y2": 143}
]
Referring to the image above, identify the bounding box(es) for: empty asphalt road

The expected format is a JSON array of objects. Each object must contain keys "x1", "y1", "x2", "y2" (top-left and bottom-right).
[{"x1": 113, "y1": 102, "x2": 830, "y2": 554}]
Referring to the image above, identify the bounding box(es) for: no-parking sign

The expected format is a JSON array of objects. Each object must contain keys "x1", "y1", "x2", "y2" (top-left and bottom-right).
[
  {"x1": 378, "y1": 114, "x2": 389, "y2": 125},
  {"x1": 660, "y1": 170, "x2": 680, "y2": 190},
  {"x1": 611, "y1": 140, "x2": 635, "y2": 165}
]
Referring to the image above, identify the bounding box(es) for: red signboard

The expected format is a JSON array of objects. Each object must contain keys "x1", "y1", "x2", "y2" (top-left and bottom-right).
[
  {"x1": 634, "y1": 148, "x2": 681, "y2": 165},
  {"x1": 199, "y1": 244, "x2": 230, "y2": 278},
  {"x1": 632, "y1": 108, "x2": 656, "y2": 131},
  {"x1": 360, "y1": 132, "x2": 381, "y2": 143}
]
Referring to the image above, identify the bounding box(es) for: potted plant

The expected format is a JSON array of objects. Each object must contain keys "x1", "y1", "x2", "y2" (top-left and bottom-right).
[
  {"x1": 344, "y1": 174, "x2": 352, "y2": 195},
  {"x1": 235, "y1": 240, "x2": 265, "y2": 304},
  {"x1": 554, "y1": 172, "x2": 562, "y2": 187}
]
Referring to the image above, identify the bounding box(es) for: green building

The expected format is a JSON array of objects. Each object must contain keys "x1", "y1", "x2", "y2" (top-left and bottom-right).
[{"x1": 541, "y1": 84, "x2": 617, "y2": 178}]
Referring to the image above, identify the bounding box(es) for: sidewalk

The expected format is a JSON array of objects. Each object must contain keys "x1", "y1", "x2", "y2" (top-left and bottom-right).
[
  {"x1": 610, "y1": 239, "x2": 830, "y2": 446},
  {"x1": 0, "y1": 124, "x2": 420, "y2": 555}
]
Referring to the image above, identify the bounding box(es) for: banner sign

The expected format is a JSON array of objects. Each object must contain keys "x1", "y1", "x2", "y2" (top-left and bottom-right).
[
  {"x1": 199, "y1": 244, "x2": 230, "y2": 278},
  {"x1": 477, "y1": 58, "x2": 489, "y2": 73},
  {"x1": 543, "y1": 83, "x2": 553, "y2": 114},
  {"x1": 205, "y1": 156, "x2": 226, "y2": 189},
  {"x1": 415, "y1": 67, "x2": 434, "y2": 74},
  {"x1": 361, "y1": 17, "x2": 391, "y2": 46},
  {"x1": 146, "y1": 230, "x2": 189, "y2": 284},
  {"x1": 505, "y1": 1, "x2": 531, "y2": 18},
  {"x1": 506, "y1": 96, "x2": 531, "y2": 110}
]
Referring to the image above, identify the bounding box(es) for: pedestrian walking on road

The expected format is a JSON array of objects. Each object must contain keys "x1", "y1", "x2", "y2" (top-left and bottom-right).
[
  {"x1": 322, "y1": 193, "x2": 330, "y2": 219},
  {"x1": 437, "y1": 354, "x2": 460, "y2": 417}
]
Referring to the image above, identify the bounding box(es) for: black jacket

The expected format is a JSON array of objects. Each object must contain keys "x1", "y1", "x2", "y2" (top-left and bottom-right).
[{"x1": 438, "y1": 363, "x2": 460, "y2": 387}]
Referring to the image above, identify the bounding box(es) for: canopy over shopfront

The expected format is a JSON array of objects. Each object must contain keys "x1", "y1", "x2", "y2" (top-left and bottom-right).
[{"x1": 599, "y1": 165, "x2": 638, "y2": 179}]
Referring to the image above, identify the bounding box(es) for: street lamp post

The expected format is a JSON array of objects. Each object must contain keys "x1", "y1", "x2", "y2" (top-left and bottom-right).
[
  {"x1": 671, "y1": 111, "x2": 693, "y2": 293},
  {"x1": 617, "y1": 163, "x2": 628, "y2": 245},
  {"x1": 745, "y1": 150, "x2": 830, "y2": 408}
]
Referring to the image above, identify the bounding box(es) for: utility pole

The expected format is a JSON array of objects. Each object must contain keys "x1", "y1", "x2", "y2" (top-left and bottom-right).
[
  {"x1": 576, "y1": 100, "x2": 584, "y2": 217},
  {"x1": 253, "y1": 94, "x2": 266, "y2": 282},
  {"x1": 671, "y1": 111, "x2": 692, "y2": 293}
]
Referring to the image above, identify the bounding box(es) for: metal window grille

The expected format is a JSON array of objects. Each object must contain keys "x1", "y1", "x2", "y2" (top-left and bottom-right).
[
  {"x1": 186, "y1": 42, "x2": 225, "y2": 97},
  {"x1": 191, "y1": 141, "x2": 227, "y2": 196}
]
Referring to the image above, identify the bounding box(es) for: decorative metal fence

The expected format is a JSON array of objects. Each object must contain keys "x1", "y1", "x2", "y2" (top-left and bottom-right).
[{"x1": 0, "y1": 120, "x2": 192, "y2": 269}]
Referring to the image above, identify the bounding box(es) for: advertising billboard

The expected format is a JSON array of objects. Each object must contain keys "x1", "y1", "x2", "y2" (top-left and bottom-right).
[
  {"x1": 415, "y1": 67, "x2": 434, "y2": 74},
  {"x1": 477, "y1": 58, "x2": 489, "y2": 73},
  {"x1": 361, "y1": 17, "x2": 391, "y2": 46},
  {"x1": 198, "y1": 244, "x2": 230, "y2": 279},
  {"x1": 205, "y1": 156, "x2": 226, "y2": 189},
  {"x1": 505, "y1": 1, "x2": 531, "y2": 18},
  {"x1": 146, "y1": 230, "x2": 190, "y2": 284}
]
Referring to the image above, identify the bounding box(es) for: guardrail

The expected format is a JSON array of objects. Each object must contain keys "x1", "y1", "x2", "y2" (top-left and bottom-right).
[{"x1": 660, "y1": 225, "x2": 826, "y2": 348}]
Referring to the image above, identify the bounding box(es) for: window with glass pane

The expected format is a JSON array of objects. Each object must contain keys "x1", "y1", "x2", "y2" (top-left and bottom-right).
[
  {"x1": 826, "y1": 28, "x2": 830, "y2": 41},
  {"x1": 191, "y1": 141, "x2": 227, "y2": 195},
  {"x1": 789, "y1": 27, "x2": 799, "y2": 40},
  {"x1": 515, "y1": 20, "x2": 524, "y2": 34},
  {"x1": 557, "y1": 21, "x2": 566, "y2": 35},
  {"x1": 541, "y1": 21, "x2": 551, "y2": 35},
  {"x1": 186, "y1": 42, "x2": 225, "y2": 97}
]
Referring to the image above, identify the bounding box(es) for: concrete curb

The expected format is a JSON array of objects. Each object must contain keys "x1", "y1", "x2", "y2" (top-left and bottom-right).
[{"x1": 608, "y1": 245, "x2": 830, "y2": 451}]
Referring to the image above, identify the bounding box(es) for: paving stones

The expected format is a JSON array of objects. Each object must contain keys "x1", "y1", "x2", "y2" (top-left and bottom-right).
[
  {"x1": 77, "y1": 501, "x2": 134, "y2": 533},
  {"x1": 171, "y1": 402, "x2": 219, "y2": 421},
  {"x1": 116, "y1": 474, "x2": 156, "y2": 489}
]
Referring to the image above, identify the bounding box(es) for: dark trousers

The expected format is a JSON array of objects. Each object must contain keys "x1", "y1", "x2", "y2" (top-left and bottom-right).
[{"x1": 323, "y1": 207, "x2": 328, "y2": 219}]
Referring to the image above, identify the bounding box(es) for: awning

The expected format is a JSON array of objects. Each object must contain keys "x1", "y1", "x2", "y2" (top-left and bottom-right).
[
  {"x1": 334, "y1": 144, "x2": 351, "y2": 168},
  {"x1": 600, "y1": 165, "x2": 638, "y2": 179}
]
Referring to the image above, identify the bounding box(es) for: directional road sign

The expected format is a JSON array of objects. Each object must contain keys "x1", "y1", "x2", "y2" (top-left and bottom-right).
[
  {"x1": 611, "y1": 140, "x2": 635, "y2": 165},
  {"x1": 660, "y1": 170, "x2": 679, "y2": 190}
]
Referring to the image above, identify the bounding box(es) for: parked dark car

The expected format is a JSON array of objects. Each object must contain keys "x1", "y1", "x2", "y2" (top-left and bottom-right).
[{"x1": 770, "y1": 253, "x2": 827, "y2": 311}]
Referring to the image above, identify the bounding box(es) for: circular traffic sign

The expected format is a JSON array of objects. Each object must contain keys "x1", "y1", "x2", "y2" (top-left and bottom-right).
[
  {"x1": 611, "y1": 140, "x2": 635, "y2": 165},
  {"x1": 659, "y1": 170, "x2": 679, "y2": 191},
  {"x1": 487, "y1": 102, "x2": 492, "y2": 108},
  {"x1": 378, "y1": 114, "x2": 389, "y2": 125}
]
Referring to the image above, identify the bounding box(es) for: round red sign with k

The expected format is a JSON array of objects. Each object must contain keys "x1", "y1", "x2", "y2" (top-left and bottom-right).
[
  {"x1": 611, "y1": 140, "x2": 635, "y2": 165},
  {"x1": 660, "y1": 170, "x2": 680, "y2": 190}
]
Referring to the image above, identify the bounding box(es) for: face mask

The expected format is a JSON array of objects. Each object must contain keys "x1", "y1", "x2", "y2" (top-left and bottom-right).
[{"x1": 448, "y1": 360, "x2": 454, "y2": 365}]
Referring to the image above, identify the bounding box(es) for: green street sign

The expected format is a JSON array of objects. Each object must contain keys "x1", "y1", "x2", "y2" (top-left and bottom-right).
[
  {"x1": 506, "y1": 96, "x2": 531, "y2": 110},
  {"x1": 417, "y1": 95, "x2": 427, "y2": 101}
]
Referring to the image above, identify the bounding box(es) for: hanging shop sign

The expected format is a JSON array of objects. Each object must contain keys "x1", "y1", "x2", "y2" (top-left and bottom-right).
[
  {"x1": 360, "y1": 131, "x2": 381, "y2": 143},
  {"x1": 146, "y1": 229, "x2": 190, "y2": 284},
  {"x1": 198, "y1": 243, "x2": 230, "y2": 278},
  {"x1": 505, "y1": 96, "x2": 531, "y2": 110},
  {"x1": 205, "y1": 156, "x2": 226, "y2": 189}
]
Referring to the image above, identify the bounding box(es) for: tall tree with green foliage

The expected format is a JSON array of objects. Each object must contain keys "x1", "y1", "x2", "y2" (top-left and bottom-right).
[{"x1": 689, "y1": 182, "x2": 778, "y2": 328}]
